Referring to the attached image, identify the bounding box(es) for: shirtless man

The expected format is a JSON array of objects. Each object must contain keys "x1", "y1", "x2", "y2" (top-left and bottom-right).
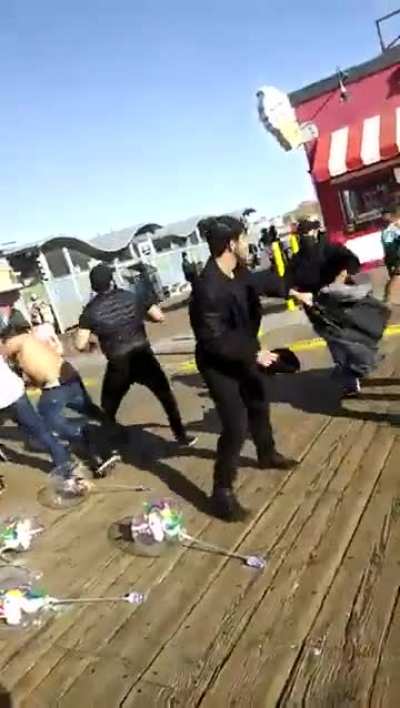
[
  {"x1": 0, "y1": 353, "x2": 81, "y2": 481},
  {"x1": 3, "y1": 327, "x2": 118, "y2": 477}
]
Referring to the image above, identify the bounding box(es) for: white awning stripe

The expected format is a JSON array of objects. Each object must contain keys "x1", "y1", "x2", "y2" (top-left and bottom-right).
[
  {"x1": 314, "y1": 107, "x2": 400, "y2": 182},
  {"x1": 360, "y1": 115, "x2": 381, "y2": 166},
  {"x1": 328, "y1": 126, "x2": 349, "y2": 176},
  {"x1": 396, "y1": 106, "x2": 400, "y2": 152}
]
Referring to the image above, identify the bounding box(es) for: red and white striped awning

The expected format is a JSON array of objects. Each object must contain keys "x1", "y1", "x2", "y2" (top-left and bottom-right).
[{"x1": 312, "y1": 106, "x2": 400, "y2": 182}]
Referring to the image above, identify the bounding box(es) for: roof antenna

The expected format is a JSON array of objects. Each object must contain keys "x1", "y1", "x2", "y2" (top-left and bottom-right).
[{"x1": 376, "y1": 8, "x2": 400, "y2": 52}]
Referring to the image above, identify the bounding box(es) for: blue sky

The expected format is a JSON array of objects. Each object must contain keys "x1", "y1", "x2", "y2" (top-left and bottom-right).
[{"x1": 2, "y1": 0, "x2": 399, "y2": 244}]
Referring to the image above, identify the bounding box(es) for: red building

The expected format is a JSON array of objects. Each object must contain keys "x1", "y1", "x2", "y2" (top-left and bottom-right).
[{"x1": 290, "y1": 46, "x2": 400, "y2": 266}]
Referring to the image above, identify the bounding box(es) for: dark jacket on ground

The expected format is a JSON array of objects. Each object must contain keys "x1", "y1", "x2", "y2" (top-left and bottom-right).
[{"x1": 189, "y1": 259, "x2": 288, "y2": 369}]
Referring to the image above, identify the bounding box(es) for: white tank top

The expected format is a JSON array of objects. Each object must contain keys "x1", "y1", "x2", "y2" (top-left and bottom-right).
[{"x1": 0, "y1": 356, "x2": 24, "y2": 409}]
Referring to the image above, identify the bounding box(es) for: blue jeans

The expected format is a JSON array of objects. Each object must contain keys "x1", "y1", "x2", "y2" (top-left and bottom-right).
[
  {"x1": 6, "y1": 394, "x2": 74, "y2": 477},
  {"x1": 38, "y1": 379, "x2": 95, "y2": 443}
]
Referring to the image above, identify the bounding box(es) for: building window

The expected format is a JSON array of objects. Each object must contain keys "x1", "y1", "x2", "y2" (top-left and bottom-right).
[{"x1": 339, "y1": 167, "x2": 400, "y2": 229}]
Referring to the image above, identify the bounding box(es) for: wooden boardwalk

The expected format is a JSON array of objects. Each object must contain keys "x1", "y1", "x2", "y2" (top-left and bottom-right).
[{"x1": 1, "y1": 340, "x2": 400, "y2": 707}]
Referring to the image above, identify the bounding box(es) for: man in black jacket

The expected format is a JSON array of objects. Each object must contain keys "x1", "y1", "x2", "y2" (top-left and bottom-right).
[
  {"x1": 181, "y1": 252, "x2": 197, "y2": 286},
  {"x1": 75, "y1": 264, "x2": 195, "y2": 447},
  {"x1": 190, "y1": 216, "x2": 302, "y2": 521},
  {"x1": 288, "y1": 219, "x2": 359, "y2": 295}
]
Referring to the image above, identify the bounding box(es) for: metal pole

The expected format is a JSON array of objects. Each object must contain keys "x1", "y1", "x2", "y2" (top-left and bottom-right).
[
  {"x1": 376, "y1": 9, "x2": 400, "y2": 51},
  {"x1": 376, "y1": 18, "x2": 385, "y2": 51},
  {"x1": 37, "y1": 251, "x2": 65, "y2": 333},
  {"x1": 113, "y1": 257, "x2": 124, "y2": 287},
  {"x1": 271, "y1": 241, "x2": 296, "y2": 311},
  {"x1": 62, "y1": 247, "x2": 83, "y2": 304}
]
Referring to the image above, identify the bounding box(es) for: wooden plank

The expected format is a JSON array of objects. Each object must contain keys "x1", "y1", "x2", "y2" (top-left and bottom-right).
[
  {"x1": 370, "y1": 602, "x2": 400, "y2": 708},
  {"x1": 368, "y1": 504, "x2": 400, "y2": 708},
  {"x1": 50, "y1": 653, "x2": 135, "y2": 708},
  {"x1": 198, "y1": 425, "x2": 393, "y2": 707},
  {"x1": 280, "y1": 437, "x2": 400, "y2": 706},
  {"x1": 30, "y1": 411, "x2": 327, "y2": 703},
  {"x1": 113, "y1": 680, "x2": 177, "y2": 708},
  {"x1": 121, "y1": 416, "x2": 376, "y2": 706},
  {"x1": 8, "y1": 457, "x2": 249, "y2": 700},
  {"x1": 0, "y1": 489, "x2": 154, "y2": 681},
  {"x1": 17, "y1": 647, "x2": 90, "y2": 708},
  {"x1": 59, "y1": 415, "x2": 361, "y2": 704},
  {"x1": 5, "y1": 483, "x2": 196, "y2": 697},
  {"x1": 0, "y1": 396, "x2": 234, "y2": 695},
  {"x1": 7, "y1": 352, "x2": 392, "y2": 695}
]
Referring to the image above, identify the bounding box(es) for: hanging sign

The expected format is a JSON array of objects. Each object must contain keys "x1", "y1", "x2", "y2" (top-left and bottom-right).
[{"x1": 256, "y1": 86, "x2": 318, "y2": 151}]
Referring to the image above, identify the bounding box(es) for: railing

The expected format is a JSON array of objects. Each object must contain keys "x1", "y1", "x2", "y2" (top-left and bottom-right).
[{"x1": 38, "y1": 242, "x2": 210, "y2": 331}]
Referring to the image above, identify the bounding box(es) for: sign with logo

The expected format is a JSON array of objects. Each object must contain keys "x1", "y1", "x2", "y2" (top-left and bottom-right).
[
  {"x1": 256, "y1": 86, "x2": 318, "y2": 151},
  {"x1": 300, "y1": 121, "x2": 319, "y2": 142}
]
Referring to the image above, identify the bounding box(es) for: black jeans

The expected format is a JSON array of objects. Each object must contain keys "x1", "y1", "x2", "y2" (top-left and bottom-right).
[
  {"x1": 101, "y1": 347, "x2": 185, "y2": 439},
  {"x1": 197, "y1": 352, "x2": 275, "y2": 489}
]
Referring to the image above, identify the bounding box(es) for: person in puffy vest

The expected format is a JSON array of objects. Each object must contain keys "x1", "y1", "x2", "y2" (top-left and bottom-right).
[
  {"x1": 304, "y1": 250, "x2": 390, "y2": 398},
  {"x1": 75, "y1": 264, "x2": 196, "y2": 447}
]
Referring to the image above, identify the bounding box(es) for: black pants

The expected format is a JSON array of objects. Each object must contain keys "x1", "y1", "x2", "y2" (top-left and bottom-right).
[
  {"x1": 101, "y1": 347, "x2": 185, "y2": 439},
  {"x1": 197, "y1": 352, "x2": 275, "y2": 489}
]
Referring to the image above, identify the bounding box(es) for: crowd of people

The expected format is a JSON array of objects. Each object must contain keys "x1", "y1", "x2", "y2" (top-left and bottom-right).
[{"x1": 0, "y1": 210, "x2": 397, "y2": 520}]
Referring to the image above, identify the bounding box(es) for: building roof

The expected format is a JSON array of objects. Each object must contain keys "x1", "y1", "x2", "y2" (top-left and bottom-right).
[
  {"x1": 3, "y1": 209, "x2": 246, "y2": 259},
  {"x1": 89, "y1": 215, "x2": 205, "y2": 252},
  {"x1": 4, "y1": 236, "x2": 133, "y2": 262},
  {"x1": 290, "y1": 45, "x2": 400, "y2": 106},
  {"x1": 91, "y1": 227, "x2": 137, "y2": 252}
]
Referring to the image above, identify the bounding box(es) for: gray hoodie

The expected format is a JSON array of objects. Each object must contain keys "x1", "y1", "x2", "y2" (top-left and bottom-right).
[{"x1": 320, "y1": 281, "x2": 372, "y2": 303}]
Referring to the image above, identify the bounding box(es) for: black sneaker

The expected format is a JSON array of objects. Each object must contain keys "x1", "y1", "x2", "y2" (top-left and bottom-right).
[
  {"x1": 175, "y1": 434, "x2": 198, "y2": 448},
  {"x1": 92, "y1": 452, "x2": 121, "y2": 479},
  {"x1": 211, "y1": 487, "x2": 249, "y2": 522},
  {"x1": 342, "y1": 379, "x2": 361, "y2": 399},
  {"x1": 0, "y1": 447, "x2": 8, "y2": 462},
  {"x1": 258, "y1": 450, "x2": 299, "y2": 471}
]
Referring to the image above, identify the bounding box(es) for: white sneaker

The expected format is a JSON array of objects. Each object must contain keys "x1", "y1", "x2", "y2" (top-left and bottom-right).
[{"x1": 93, "y1": 453, "x2": 121, "y2": 479}]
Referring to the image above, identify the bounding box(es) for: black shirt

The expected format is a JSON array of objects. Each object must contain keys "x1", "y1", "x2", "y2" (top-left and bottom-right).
[
  {"x1": 79, "y1": 286, "x2": 155, "y2": 360},
  {"x1": 182, "y1": 259, "x2": 196, "y2": 284},
  {"x1": 189, "y1": 259, "x2": 288, "y2": 367},
  {"x1": 288, "y1": 240, "x2": 360, "y2": 294}
]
